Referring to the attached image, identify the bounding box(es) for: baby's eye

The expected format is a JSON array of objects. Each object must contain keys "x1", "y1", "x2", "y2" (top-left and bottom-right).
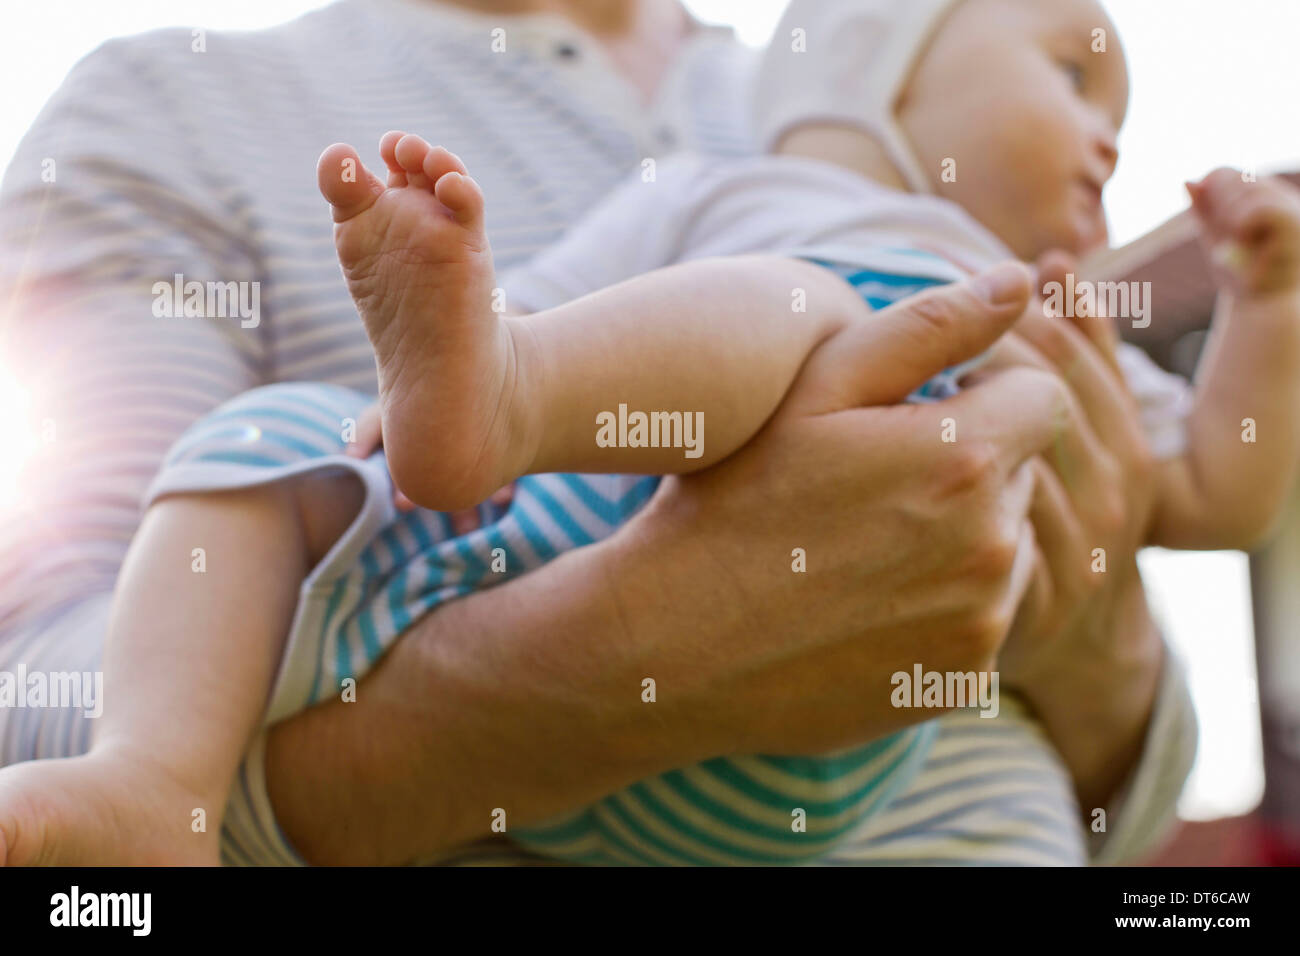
[{"x1": 1059, "y1": 59, "x2": 1087, "y2": 92}]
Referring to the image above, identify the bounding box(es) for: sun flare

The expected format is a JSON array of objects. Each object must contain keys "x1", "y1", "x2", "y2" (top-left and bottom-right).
[{"x1": 0, "y1": 356, "x2": 36, "y2": 512}]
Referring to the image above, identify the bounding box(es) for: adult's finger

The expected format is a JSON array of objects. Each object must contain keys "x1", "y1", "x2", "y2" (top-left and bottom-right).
[
  {"x1": 992, "y1": 514, "x2": 1041, "y2": 635},
  {"x1": 964, "y1": 329, "x2": 1056, "y2": 379},
  {"x1": 1034, "y1": 248, "x2": 1125, "y2": 379},
  {"x1": 785, "y1": 261, "x2": 1034, "y2": 416},
  {"x1": 1060, "y1": 306, "x2": 1124, "y2": 381},
  {"x1": 1013, "y1": 307, "x2": 1142, "y2": 457},
  {"x1": 1027, "y1": 457, "x2": 1089, "y2": 595},
  {"x1": 932, "y1": 365, "x2": 1071, "y2": 478},
  {"x1": 953, "y1": 361, "x2": 1114, "y2": 501}
]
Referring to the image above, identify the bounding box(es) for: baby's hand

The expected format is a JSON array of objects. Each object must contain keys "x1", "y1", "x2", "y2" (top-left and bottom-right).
[{"x1": 1187, "y1": 168, "x2": 1300, "y2": 297}]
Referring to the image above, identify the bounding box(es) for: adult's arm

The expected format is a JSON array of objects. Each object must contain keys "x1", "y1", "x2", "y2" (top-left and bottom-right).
[{"x1": 261, "y1": 265, "x2": 1081, "y2": 866}]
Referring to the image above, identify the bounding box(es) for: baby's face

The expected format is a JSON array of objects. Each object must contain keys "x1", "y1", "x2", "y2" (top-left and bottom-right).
[{"x1": 898, "y1": 0, "x2": 1129, "y2": 260}]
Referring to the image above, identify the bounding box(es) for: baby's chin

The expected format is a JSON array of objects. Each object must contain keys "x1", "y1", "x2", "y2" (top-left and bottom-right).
[
  {"x1": 977, "y1": 205, "x2": 1104, "y2": 263},
  {"x1": 1030, "y1": 214, "x2": 1110, "y2": 262}
]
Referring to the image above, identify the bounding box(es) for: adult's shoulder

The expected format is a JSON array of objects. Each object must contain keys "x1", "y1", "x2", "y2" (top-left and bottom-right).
[{"x1": 44, "y1": 3, "x2": 382, "y2": 122}]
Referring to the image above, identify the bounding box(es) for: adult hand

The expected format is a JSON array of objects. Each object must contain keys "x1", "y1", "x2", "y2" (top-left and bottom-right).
[
  {"x1": 989, "y1": 252, "x2": 1158, "y2": 684},
  {"x1": 612, "y1": 261, "x2": 1075, "y2": 755},
  {"x1": 980, "y1": 251, "x2": 1165, "y2": 812}
]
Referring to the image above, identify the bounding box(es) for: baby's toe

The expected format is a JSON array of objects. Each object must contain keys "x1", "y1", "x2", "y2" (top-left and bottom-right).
[
  {"x1": 434, "y1": 172, "x2": 485, "y2": 226},
  {"x1": 394, "y1": 133, "x2": 436, "y2": 189},
  {"x1": 379, "y1": 130, "x2": 406, "y2": 168},
  {"x1": 422, "y1": 146, "x2": 469, "y2": 184},
  {"x1": 317, "y1": 143, "x2": 384, "y2": 222},
  {"x1": 379, "y1": 130, "x2": 410, "y2": 186}
]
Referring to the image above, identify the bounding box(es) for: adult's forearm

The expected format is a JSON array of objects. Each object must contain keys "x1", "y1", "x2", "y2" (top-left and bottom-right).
[
  {"x1": 1019, "y1": 569, "x2": 1164, "y2": 814},
  {"x1": 262, "y1": 525, "x2": 722, "y2": 866}
]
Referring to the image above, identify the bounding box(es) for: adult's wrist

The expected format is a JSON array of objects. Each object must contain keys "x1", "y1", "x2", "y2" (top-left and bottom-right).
[
  {"x1": 265, "y1": 522, "x2": 725, "y2": 864},
  {"x1": 441, "y1": 525, "x2": 727, "y2": 782},
  {"x1": 593, "y1": 495, "x2": 750, "y2": 760}
]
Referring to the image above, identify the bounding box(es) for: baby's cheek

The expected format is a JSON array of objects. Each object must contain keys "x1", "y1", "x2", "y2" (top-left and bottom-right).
[{"x1": 987, "y1": 108, "x2": 1062, "y2": 190}]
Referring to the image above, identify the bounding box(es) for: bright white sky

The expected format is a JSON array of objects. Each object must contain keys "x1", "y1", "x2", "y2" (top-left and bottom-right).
[{"x1": 2, "y1": 0, "x2": 1291, "y2": 820}]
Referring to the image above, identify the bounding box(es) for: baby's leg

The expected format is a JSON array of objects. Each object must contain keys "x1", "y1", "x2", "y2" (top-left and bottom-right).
[
  {"x1": 318, "y1": 133, "x2": 869, "y2": 511},
  {"x1": 0, "y1": 473, "x2": 363, "y2": 866},
  {"x1": 511, "y1": 255, "x2": 869, "y2": 478}
]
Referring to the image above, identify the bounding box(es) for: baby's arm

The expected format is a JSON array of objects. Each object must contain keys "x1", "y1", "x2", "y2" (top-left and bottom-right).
[
  {"x1": 510, "y1": 254, "x2": 870, "y2": 477},
  {"x1": 1149, "y1": 170, "x2": 1300, "y2": 550}
]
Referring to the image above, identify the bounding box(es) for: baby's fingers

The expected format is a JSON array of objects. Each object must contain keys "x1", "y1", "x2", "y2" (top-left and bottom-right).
[
  {"x1": 447, "y1": 484, "x2": 515, "y2": 535},
  {"x1": 449, "y1": 507, "x2": 481, "y2": 536},
  {"x1": 346, "y1": 404, "x2": 385, "y2": 458},
  {"x1": 1187, "y1": 168, "x2": 1250, "y2": 226}
]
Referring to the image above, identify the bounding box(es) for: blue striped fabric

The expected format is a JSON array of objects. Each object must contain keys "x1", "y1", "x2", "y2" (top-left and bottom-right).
[{"x1": 809, "y1": 256, "x2": 981, "y2": 401}]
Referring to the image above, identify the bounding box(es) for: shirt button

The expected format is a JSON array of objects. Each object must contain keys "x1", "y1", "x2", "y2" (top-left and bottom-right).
[
  {"x1": 655, "y1": 126, "x2": 678, "y2": 149},
  {"x1": 554, "y1": 42, "x2": 580, "y2": 60}
]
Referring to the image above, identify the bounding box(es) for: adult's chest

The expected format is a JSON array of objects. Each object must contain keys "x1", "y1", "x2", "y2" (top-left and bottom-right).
[{"x1": 229, "y1": 48, "x2": 640, "y2": 386}]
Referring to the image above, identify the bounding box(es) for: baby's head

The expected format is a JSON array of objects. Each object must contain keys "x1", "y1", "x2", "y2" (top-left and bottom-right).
[{"x1": 756, "y1": 0, "x2": 1130, "y2": 260}]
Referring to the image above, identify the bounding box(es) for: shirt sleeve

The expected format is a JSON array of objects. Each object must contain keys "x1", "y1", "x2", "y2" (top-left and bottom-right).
[
  {"x1": 1088, "y1": 647, "x2": 1199, "y2": 864},
  {"x1": 0, "y1": 33, "x2": 265, "y2": 631},
  {"x1": 500, "y1": 155, "x2": 706, "y2": 313}
]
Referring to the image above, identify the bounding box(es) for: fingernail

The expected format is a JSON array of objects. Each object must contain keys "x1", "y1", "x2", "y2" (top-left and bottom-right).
[{"x1": 975, "y1": 263, "x2": 1029, "y2": 306}]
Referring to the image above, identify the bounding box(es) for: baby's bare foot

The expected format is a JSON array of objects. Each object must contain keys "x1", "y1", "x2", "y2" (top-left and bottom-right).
[
  {"x1": 0, "y1": 747, "x2": 222, "y2": 866},
  {"x1": 317, "y1": 132, "x2": 533, "y2": 510}
]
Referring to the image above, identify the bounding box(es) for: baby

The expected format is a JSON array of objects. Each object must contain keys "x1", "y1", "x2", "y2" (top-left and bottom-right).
[{"x1": 4, "y1": 0, "x2": 1298, "y2": 866}]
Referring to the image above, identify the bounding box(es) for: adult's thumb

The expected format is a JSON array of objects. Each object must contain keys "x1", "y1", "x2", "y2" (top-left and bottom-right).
[{"x1": 790, "y1": 261, "x2": 1034, "y2": 414}]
